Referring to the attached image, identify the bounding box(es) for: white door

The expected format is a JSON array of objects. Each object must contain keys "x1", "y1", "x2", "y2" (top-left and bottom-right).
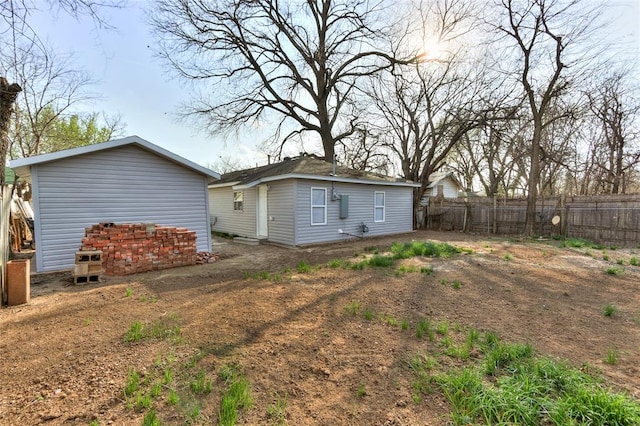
[{"x1": 257, "y1": 185, "x2": 268, "y2": 238}]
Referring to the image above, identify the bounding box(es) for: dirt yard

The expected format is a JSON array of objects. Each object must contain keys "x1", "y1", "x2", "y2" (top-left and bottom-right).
[{"x1": 1, "y1": 231, "x2": 639, "y2": 425}]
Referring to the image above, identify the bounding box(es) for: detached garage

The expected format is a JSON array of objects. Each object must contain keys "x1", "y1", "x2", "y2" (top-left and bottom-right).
[{"x1": 9, "y1": 136, "x2": 220, "y2": 273}]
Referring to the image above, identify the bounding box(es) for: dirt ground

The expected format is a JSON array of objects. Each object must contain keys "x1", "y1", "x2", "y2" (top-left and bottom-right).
[{"x1": 1, "y1": 230, "x2": 639, "y2": 425}]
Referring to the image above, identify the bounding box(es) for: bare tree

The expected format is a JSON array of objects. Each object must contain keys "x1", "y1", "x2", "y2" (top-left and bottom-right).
[
  {"x1": 5, "y1": 47, "x2": 95, "y2": 157},
  {"x1": 586, "y1": 71, "x2": 640, "y2": 194},
  {"x1": 490, "y1": 0, "x2": 602, "y2": 235},
  {"x1": 150, "y1": 0, "x2": 416, "y2": 162}
]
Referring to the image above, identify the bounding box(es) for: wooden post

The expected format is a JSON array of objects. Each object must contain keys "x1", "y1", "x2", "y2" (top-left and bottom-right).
[{"x1": 492, "y1": 195, "x2": 497, "y2": 234}]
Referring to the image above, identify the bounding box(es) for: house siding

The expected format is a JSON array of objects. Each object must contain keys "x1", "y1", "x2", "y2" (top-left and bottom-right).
[
  {"x1": 209, "y1": 186, "x2": 257, "y2": 238},
  {"x1": 294, "y1": 180, "x2": 413, "y2": 245},
  {"x1": 265, "y1": 180, "x2": 295, "y2": 245},
  {"x1": 33, "y1": 145, "x2": 211, "y2": 272}
]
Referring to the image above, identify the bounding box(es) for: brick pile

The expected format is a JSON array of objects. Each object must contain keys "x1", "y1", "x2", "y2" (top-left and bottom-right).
[
  {"x1": 196, "y1": 252, "x2": 220, "y2": 264},
  {"x1": 80, "y1": 223, "x2": 197, "y2": 275}
]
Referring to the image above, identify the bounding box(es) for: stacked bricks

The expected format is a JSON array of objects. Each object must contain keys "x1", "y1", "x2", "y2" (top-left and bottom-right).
[
  {"x1": 80, "y1": 223, "x2": 197, "y2": 276},
  {"x1": 74, "y1": 250, "x2": 103, "y2": 284}
]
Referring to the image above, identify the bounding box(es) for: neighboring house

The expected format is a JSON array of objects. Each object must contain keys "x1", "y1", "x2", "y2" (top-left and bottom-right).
[
  {"x1": 10, "y1": 136, "x2": 220, "y2": 273},
  {"x1": 209, "y1": 154, "x2": 420, "y2": 246},
  {"x1": 420, "y1": 172, "x2": 463, "y2": 205}
]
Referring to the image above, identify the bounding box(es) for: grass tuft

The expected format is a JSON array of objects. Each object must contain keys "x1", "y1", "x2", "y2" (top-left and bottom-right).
[{"x1": 603, "y1": 303, "x2": 617, "y2": 317}]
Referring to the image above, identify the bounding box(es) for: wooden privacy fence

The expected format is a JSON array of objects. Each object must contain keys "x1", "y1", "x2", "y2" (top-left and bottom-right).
[{"x1": 425, "y1": 194, "x2": 640, "y2": 247}]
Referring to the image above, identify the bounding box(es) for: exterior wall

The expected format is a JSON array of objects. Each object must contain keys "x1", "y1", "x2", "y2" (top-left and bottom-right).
[
  {"x1": 293, "y1": 179, "x2": 414, "y2": 245},
  {"x1": 32, "y1": 145, "x2": 211, "y2": 272},
  {"x1": 421, "y1": 177, "x2": 460, "y2": 206},
  {"x1": 264, "y1": 180, "x2": 295, "y2": 246},
  {"x1": 209, "y1": 186, "x2": 257, "y2": 238}
]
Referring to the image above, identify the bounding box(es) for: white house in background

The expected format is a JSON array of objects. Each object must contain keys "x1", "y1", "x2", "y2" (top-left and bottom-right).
[
  {"x1": 10, "y1": 136, "x2": 220, "y2": 273},
  {"x1": 420, "y1": 172, "x2": 463, "y2": 205},
  {"x1": 208, "y1": 154, "x2": 420, "y2": 246}
]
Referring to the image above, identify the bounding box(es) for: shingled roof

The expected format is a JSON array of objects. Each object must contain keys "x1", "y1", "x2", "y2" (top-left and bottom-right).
[{"x1": 214, "y1": 154, "x2": 416, "y2": 187}]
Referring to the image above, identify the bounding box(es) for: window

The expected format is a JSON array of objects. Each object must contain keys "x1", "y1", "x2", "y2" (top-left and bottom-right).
[
  {"x1": 374, "y1": 191, "x2": 385, "y2": 222},
  {"x1": 311, "y1": 187, "x2": 327, "y2": 225},
  {"x1": 233, "y1": 191, "x2": 244, "y2": 211}
]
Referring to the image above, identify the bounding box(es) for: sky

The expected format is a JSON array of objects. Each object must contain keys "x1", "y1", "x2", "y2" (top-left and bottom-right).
[{"x1": 28, "y1": 0, "x2": 640, "y2": 172}]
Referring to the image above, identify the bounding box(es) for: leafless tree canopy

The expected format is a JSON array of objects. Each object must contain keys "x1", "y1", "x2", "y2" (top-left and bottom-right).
[{"x1": 150, "y1": 0, "x2": 416, "y2": 161}]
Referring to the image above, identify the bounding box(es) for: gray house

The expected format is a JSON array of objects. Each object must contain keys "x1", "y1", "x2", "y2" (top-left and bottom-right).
[
  {"x1": 10, "y1": 136, "x2": 220, "y2": 272},
  {"x1": 208, "y1": 154, "x2": 419, "y2": 246}
]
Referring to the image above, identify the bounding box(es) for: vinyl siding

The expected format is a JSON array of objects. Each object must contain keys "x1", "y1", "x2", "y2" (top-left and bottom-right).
[
  {"x1": 294, "y1": 180, "x2": 413, "y2": 245},
  {"x1": 265, "y1": 180, "x2": 295, "y2": 245},
  {"x1": 209, "y1": 186, "x2": 257, "y2": 238},
  {"x1": 32, "y1": 145, "x2": 211, "y2": 272}
]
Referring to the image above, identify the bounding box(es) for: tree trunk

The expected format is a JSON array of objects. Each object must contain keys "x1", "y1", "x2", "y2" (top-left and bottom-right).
[
  {"x1": 0, "y1": 77, "x2": 23, "y2": 186},
  {"x1": 525, "y1": 123, "x2": 542, "y2": 236}
]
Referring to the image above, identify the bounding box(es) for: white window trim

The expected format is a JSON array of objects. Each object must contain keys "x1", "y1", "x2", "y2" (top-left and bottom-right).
[
  {"x1": 233, "y1": 191, "x2": 244, "y2": 211},
  {"x1": 374, "y1": 191, "x2": 385, "y2": 223},
  {"x1": 311, "y1": 187, "x2": 327, "y2": 225}
]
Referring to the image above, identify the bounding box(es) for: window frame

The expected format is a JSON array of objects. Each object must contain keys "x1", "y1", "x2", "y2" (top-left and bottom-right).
[
  {"x1": 233, "y1": 191, "x2": 244, "y2": 211},
  {"x1": 310, "y1": 187, "x2": 327, "y2": 226},
  {"x1": 374, "y1": 191, "x2": 385, "y2": 223}
]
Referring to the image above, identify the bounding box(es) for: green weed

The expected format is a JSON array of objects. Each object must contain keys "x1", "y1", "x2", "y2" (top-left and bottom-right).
[
  {"x1": 125, "y1": 286, "x2": 133, "y2": 297},
  {"x1": 363, "y1": 308, "x2": 374, "y2": 320},
  {"x1": 327, "y1": 259, "x2": 342, "y2": 268},
  {"x1": 368, "y1": 255, "x2": 396, "y2": 267},
  {"x1": 296, "y1": 261, "x2": 312, "y2": 273},
  {"x1": 606, "y1": 266, "x2": 624, "y2": 275},
  {"x1": 266, "y1": 392, "x2": 287, "y2": 425},
  {"x1": 401, "y1": 320, "x2": 409, "y2": 330},
  {"x1": 190, "y1": 370, "x2": 213, "y2": 395},
  {"x1": 617, "y1": 259, "x2": 625, "y2": 265},
  {"x1": 436, "y1": 321, "x2": 449, "y2": 336},
  {"x1": 391, "y1": 241, "x2": 465, "y2": 259},
  {"x1": 344, "y1": 302, "x2": 361, "y2": 316},
  {"x1": 630, "y1": 257, "x2": 639, "y2": 266},
  {"x1": 504, "y1": 253, "x2": 512, "y2": 260},
  {"x1": 605, "y1": 347, "x2": 618, "y2": 365},
  {"x1": 218, "y1": 364, "x2": 253, "y2": 426},
  {"x1": 141, "y1": 409, "x2": 160, "y2": 426},
  {"x1": 603, "y1": 303, "x2": 617, "y2": 317},
  {"x1": 451, "y1": 280, "x2": 462, "y2": 289},
  {"x1": 420, "y1": 266, "x2": 434, "y2": 275},
  {"x1": 356, "y1": 383, "x2": 367, "y2": 397},
  {"x1": 416, "y1": 319, "x2": 434, "y2": 341},
  {"x1": 124, "y1": 321, "x2": 144, "y2": 343},
  {"x1": 124, "y1": 369, "x2": 140, "y2": 398},
  {"x1": 167, "y1": 389, "x2": 179, "y2": 405}
]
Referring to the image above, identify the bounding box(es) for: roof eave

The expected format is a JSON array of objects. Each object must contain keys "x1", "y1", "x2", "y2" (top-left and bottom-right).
[
  {"x1": 232, "y1": 173, "x2": 420, "y2": 189},
  {"x1": 9, "y1": 135, "x2": 221, "y2": 180}
]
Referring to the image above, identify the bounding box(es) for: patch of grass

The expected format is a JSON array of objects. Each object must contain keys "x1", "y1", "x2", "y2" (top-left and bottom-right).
[
  {"x1": 190, "y1": 370, "x2": 213, "y2": 395},
  {"x1": 124, "y1": 369, "x2": 140, "y2": 398},
  {"x1": 440, "y1": 278, "x2": 448, "y2": 286},
  {"x1": 344, "y1": 302, "x2": 361, "y2": 316},
  {"x1": 350, "y1": 261, "x2": 366, "y2": 270},
  {"x1": 142, "y1": 409, "x2": 160, "y2": 426},
  {"x1": 437, "y1": 350, "x2": 640, "y2": 426},
  {"x1": 266, "y1": 393, "x2": 287, "y2": 425},
  {"x1": 559, "y1": 237, "x2": 604, "y2": 249},
  {"x1": 436, "y1": 321, "x2": 449, "y2": 336},
  {"x1": 167, "y1": 389, "x2": 179, "y2": 405},
  {"x1": 125, "y1": 286, "x2": 133, "y2": 297},
  {"x1": 356, "y1": 383, "x2": 367, "y2": 397},
  {"x1": 416, "y1": 319, "x2": 434, "y2": 341},
  {"x1": 401, "y1": 320, "x2": 409, "y2": 330},
  {"x1": 603, "y1": 254, "x2": 610, "y2": 261},
  {"x1": 617, "y1": 259, "x2": 625, "y2": 265},
  {"x1": 124, "y1": 315, "x2": 182, "y2": 343},
  {"x1": 503, "y1": 253, "x2": 512, "y2": 260},
  {"x1": 605, "y1": 347, "x2": 618, "y2": 365},
  {"x1": 606, "y1": 266, "x2": 624, "y2": 275},
  {"x1": 296, "y1": 261, "x2": 312, "y2": 273},
  {"x1": 327, "y1": 259, "x2": 342, "y2": 268},
  {"x1": 135, "y1": 392, "x2": 152, "y2": 410},
  {"x1": 383, "y1": 314, "x2": 399, "y2": 327},
  {"x1": 124, "y1": 321, "x2": 144, "y2": 343},
  {"x1": 630, "y1": 257, "x2": 639, "y2": 266},
  {"x1": 368, "y1": 255, "x2": 396, "y2": 268},
  {"x1": 483, "y1": 338, "x2": 533, "y2": 376},
  {"x1": 451, "y1": 280, "x2": 462, "y2": 289},
  {"x1": 391, "y1": 241, "x2": 465, "y2": 259},
  {"x1": 420, "y1": 266, "x2": 434, "y2": 275},
  {"x1": 603, "y1": 303, "x2": 617, "y2": 317},
  {"x1": 362, "y1": 308, "x2": 374, "y2": 321},
  {"x1": 218, "y1": 364, "x2": 253, "y2": 426}
]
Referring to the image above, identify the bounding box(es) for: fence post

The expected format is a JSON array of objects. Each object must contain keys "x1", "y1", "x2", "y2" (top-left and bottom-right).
[{"x1": 492, "y1": 195, "x2": 497, "y2": 234}]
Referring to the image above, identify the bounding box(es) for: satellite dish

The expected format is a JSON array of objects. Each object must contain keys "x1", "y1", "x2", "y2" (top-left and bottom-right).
[{"x1": 552, "y1": 215, "x2": 560, "y2": 226}]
